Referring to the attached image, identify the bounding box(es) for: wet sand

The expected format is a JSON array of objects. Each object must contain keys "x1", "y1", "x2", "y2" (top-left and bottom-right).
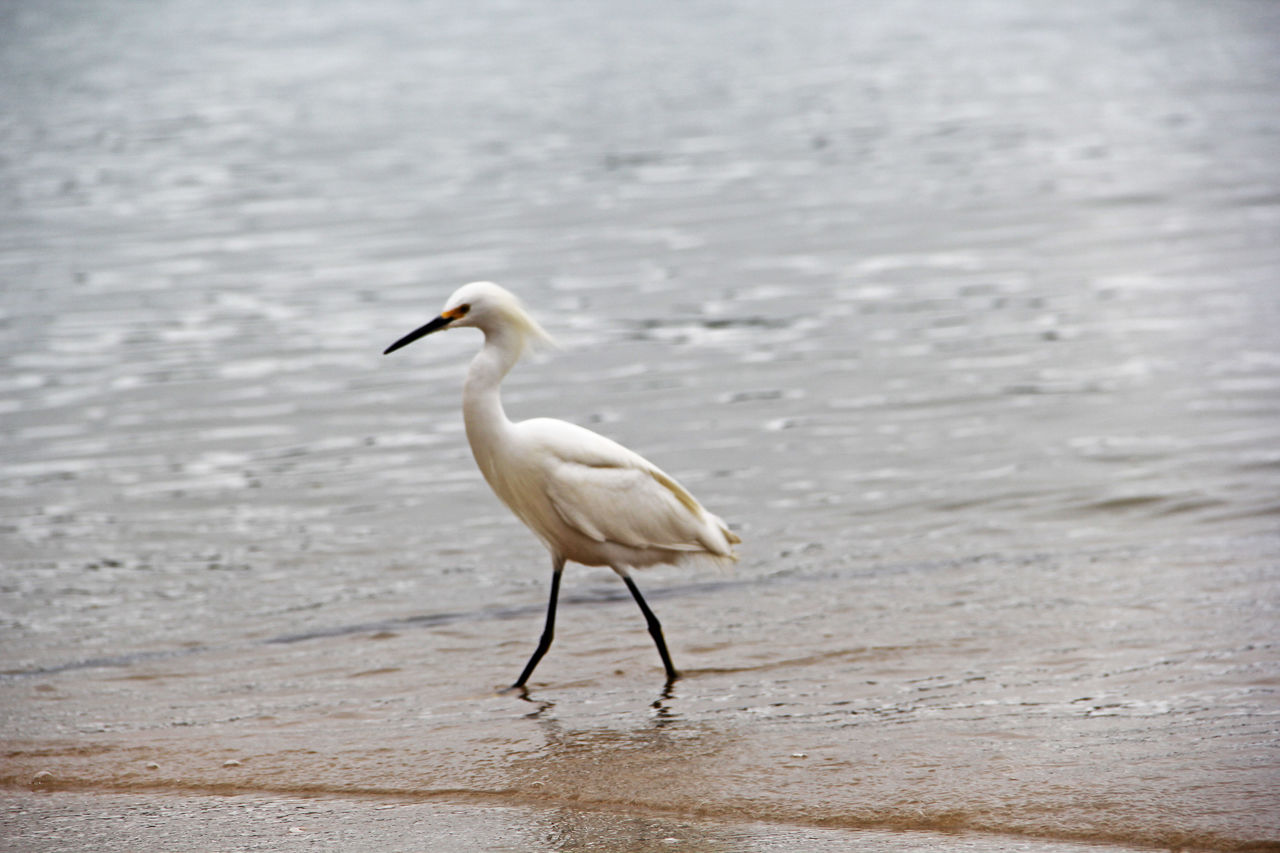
[{"x1": 3, "y1": 1, "x2": 1280, "y2": 851}]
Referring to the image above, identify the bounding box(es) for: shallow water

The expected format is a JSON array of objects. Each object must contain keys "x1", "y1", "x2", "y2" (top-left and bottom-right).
[{"x1": 3, "y1": 1, "x2": 1279, "y2": 850}]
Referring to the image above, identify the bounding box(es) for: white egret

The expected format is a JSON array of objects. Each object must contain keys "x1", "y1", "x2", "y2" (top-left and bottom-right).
[{"x1": 384, "y1": 282, "x2": 739, "y2": 687}]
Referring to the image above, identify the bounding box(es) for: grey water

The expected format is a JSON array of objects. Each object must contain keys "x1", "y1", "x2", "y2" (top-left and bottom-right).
[{"x1": 2, "y1": 1, "x2": 1279, "y2": 851}]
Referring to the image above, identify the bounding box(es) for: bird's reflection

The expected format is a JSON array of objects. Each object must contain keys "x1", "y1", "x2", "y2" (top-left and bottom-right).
[
  {"x1": 651, "y1": 680, "x2": 678, "y2": 727},
  {"x1": 510, "y1": 685, "x2": 556, "y2": 719},
  {"x1": 509, "y1": 681, "x2": 680, "y2": 727},
  {"x1": 498, "y1": 685, "x2": 734, "y2": 852}
]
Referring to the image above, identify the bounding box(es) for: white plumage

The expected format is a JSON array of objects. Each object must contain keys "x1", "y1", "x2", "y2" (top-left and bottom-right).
[{"x1": 384, "y1": 281, "x2": 738, "y2": 688}]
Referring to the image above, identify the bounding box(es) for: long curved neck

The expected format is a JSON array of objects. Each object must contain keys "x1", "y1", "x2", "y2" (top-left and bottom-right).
[{"x1": 462, "y1": 327, "x2": 523, "y2": 461}]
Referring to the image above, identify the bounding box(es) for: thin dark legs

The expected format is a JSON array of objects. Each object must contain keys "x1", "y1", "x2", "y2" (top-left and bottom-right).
[
  {"x1": 510, "y1": 562, "x2": 679, "y2": 689},
  {"x1": 512, "y1": 561, "x2": 563, "y2": 689},
  {"x1": 623, "y1": 573, "x2": 679, "y2": 683}
]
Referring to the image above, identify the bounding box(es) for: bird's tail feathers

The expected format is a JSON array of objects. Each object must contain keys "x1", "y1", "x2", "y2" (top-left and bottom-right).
[{"x1": 697, "y1": 513, "x2": 741, "y2": 566}]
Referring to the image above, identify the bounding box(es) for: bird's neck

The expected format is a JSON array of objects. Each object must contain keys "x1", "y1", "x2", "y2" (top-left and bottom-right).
[{"x1": 462, "y1": 328, "x2": 522, "y2": 458}]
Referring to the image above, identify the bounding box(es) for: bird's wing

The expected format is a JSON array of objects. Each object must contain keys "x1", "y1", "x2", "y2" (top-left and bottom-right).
[
  {"x1": 521, "y1": 419, "x2": 712, "y2": 552},
  {"x1": 546, "y1": 459, "x2": 708, "y2": 552}
]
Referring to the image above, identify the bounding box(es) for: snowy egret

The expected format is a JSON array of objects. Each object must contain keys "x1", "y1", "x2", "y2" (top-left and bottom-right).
[{"x1": 384, "y1": 282, "x2": 739, "y2": 687}]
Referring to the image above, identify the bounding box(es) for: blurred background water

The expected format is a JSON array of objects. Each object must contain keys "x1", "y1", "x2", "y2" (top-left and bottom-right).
[{"x1": 2, "y1": 1, "x2": 1278, "y2": 851}]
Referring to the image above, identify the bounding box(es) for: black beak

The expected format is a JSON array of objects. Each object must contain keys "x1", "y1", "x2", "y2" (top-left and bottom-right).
[{"x1": 383, "y1": 314, "x2": 453, "y2": 354}]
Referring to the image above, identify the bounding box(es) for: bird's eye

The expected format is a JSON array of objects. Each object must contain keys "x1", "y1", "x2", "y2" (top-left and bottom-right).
[{"x1": 457, "y1": 304, "x2": 470, "y2": 315}]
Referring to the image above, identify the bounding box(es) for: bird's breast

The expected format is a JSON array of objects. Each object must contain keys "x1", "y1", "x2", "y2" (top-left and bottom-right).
[{"x1": 469, "y1": 438, "x2": 563, "y2": 546}]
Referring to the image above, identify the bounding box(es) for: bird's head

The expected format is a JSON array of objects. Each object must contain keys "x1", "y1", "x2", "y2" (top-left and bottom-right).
[{"x1": 383, "y1": 281, "x2": 555, "y2": 355}]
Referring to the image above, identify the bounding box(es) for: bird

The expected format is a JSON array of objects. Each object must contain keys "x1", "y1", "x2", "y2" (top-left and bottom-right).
[{"x1": 383, "y1": 282, "x2": 739, "y2": 688}]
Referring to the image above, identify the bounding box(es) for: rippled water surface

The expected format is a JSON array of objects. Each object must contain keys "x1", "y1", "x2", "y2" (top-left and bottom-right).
[{"x1": 3, "y1": 1, "x2": 1279, "y2": 850}]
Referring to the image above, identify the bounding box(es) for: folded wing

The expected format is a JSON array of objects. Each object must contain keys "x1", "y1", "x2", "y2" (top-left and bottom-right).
[{"x1": 522, "y1": 418, "x2": 737, "y2": 558}]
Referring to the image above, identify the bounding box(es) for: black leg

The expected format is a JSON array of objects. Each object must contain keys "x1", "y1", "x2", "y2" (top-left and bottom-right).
[
  {"x1": 623, "y1": 574, "x2": 679, "y2": 682},
  {"x1": 512, "y1": 562, "x2": 563, "y2": 689}
]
